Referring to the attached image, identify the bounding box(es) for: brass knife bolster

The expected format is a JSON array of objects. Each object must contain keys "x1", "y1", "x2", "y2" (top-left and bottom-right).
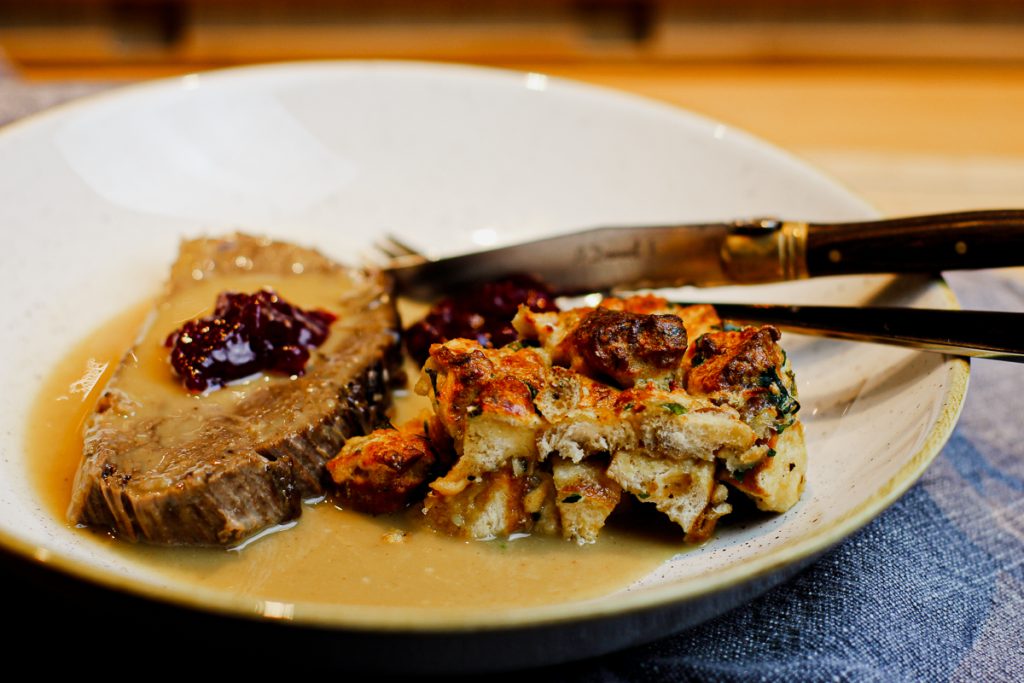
[{"x1": 720, "y1": 219, "x2": 810, "y2": 284}]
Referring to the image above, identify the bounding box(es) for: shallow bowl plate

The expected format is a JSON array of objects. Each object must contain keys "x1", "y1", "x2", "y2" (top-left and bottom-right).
[{"x1": 0, "y1": 62, "x2": 967, "y2": 672}]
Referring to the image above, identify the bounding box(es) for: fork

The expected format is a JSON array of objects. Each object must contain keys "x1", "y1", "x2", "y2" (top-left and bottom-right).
[
  {"x1": 371, "y1": 233, "x2": 1024, "y2": 362},
  {"x1": 370, "y1": 234, "x2": 429, "y2": 267}
]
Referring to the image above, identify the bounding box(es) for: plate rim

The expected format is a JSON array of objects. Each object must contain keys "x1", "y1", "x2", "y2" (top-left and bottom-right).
[{"x1": 0, "y1": 59, "x2": 970, "y2": 632}]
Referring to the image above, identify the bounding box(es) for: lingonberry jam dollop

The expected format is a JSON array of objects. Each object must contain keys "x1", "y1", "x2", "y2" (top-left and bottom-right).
[
  {"x1": 165, "y1": 289, "x2": 337, "y2": 393},
  {"x1": 404, "y1": 274, "x2": 559, "y2": 364}
]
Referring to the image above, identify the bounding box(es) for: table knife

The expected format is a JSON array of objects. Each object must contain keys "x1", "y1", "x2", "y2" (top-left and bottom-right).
[{"x1": 386, "y1": 209, "x2": 1024, "y2": 297}]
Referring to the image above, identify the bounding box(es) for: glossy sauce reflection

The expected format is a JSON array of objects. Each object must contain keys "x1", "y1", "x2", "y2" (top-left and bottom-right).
[{"x1": 28, "y1": 302, "x2": 680, "y2": 609}]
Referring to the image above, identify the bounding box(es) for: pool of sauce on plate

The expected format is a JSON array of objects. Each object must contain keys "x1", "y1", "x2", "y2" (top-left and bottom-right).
[{"x1": 27, "y1": 300, "x2": 681, "y2": 610}]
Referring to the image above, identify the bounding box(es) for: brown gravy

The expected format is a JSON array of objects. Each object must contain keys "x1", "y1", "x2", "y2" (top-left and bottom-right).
[{"x1": 27, "y1": 302, "x2": 681, "y2": 609}]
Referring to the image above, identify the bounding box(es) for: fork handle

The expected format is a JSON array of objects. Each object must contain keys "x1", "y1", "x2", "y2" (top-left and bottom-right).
[
  {"x1": 705, "y1": 302, "x2": 1024, "y2": 361},
  {"x1": 805, "y1": 209, "x2": 1024, "y2": 277}
]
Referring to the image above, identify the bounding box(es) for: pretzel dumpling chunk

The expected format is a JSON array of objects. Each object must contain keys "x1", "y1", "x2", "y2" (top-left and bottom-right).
[
  {"x1": 560, "y1": 307, "x2": 688, "y2": 388},
  {"x1": 418, "y1": 339, "x2": 547, "y2": 496},
  {"x1": 392, "y1": 293, "x2": 808, "y2": 545},
  {"x1": 422, "y1": 466, "x2": 558, "y2": 540},
  {"x1": 514, "y1": 296, "x2": 722, "y2": 386},
  {"x1": 616, "y1": 384, "x2": 758, "y2": 464},
  {"x1": 327, "y1": 419, "x2": 443, "y2": 515},
  {"x1": 551, "y1": 457, "x2": 622, "y2": 544},
  {"x1": 687, "y1": 326, "x2": 785, "y2": 396},
  {"x1": 725, "y1": 421, "x2": 808, "y2": 513},
  {"x1": 606, "y1": 450, "x2": 732, "y2": 543},
  {"x1": 686, "y1": 324, "x2": 806, "y2": 509},
  {"x1": 536, "y1": 367, "x2": 636, "y2": 463}
]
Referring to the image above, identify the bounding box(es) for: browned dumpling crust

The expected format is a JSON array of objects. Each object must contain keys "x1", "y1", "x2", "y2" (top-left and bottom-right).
[
  {"x1": 328, "y1": 294, "x2": 807, "y2": 545},
  {"x1": 326, "y1": 417, "x2": 449, "y2": 515},
  {"x1": 561, "y1": 307, "x2": 688, "y2": 387}
]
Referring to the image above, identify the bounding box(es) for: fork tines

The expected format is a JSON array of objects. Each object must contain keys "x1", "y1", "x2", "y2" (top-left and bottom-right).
[{"x1": 366, "y1": 233, "x2": 429, "y2": 268}]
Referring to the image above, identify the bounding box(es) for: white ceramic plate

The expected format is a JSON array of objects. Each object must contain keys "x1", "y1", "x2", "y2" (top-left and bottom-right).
[{"x1": 0, "y1": 62, "x2": 966, "y2": 672}]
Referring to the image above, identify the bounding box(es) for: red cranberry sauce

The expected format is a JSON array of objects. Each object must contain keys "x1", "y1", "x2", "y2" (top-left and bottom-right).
[
  {"x1": 404, "y1": 274, "x2": 559, "y2": 364},
  {"x1": 165, "y1": 289, "x2": 337, "y2": 392}
]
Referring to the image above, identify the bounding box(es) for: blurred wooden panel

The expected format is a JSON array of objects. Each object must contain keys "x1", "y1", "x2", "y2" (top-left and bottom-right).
[
  {"x1": 650, "y1": 23, "x2": 1024, "y2": 61},
  {"x1": 4, "y1": 0, "x2": 1024, "y2": 74}
]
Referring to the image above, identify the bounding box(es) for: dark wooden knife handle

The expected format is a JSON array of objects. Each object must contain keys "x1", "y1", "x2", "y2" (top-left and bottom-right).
[{"x1": 805, "y1": 209, "x2": 1024, "y2": 276}]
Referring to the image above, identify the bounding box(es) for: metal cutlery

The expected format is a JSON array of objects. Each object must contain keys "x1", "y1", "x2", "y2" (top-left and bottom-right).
[
  {"x1": 383, "y1": 209, "x2": 1024, "y2": 298},
  {"x1": 689, "y1": 302, "x2": 1023, "y2": 362},
  {"x1": 371, "y1": 213, "x2": 1024, "y2": 361}
]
